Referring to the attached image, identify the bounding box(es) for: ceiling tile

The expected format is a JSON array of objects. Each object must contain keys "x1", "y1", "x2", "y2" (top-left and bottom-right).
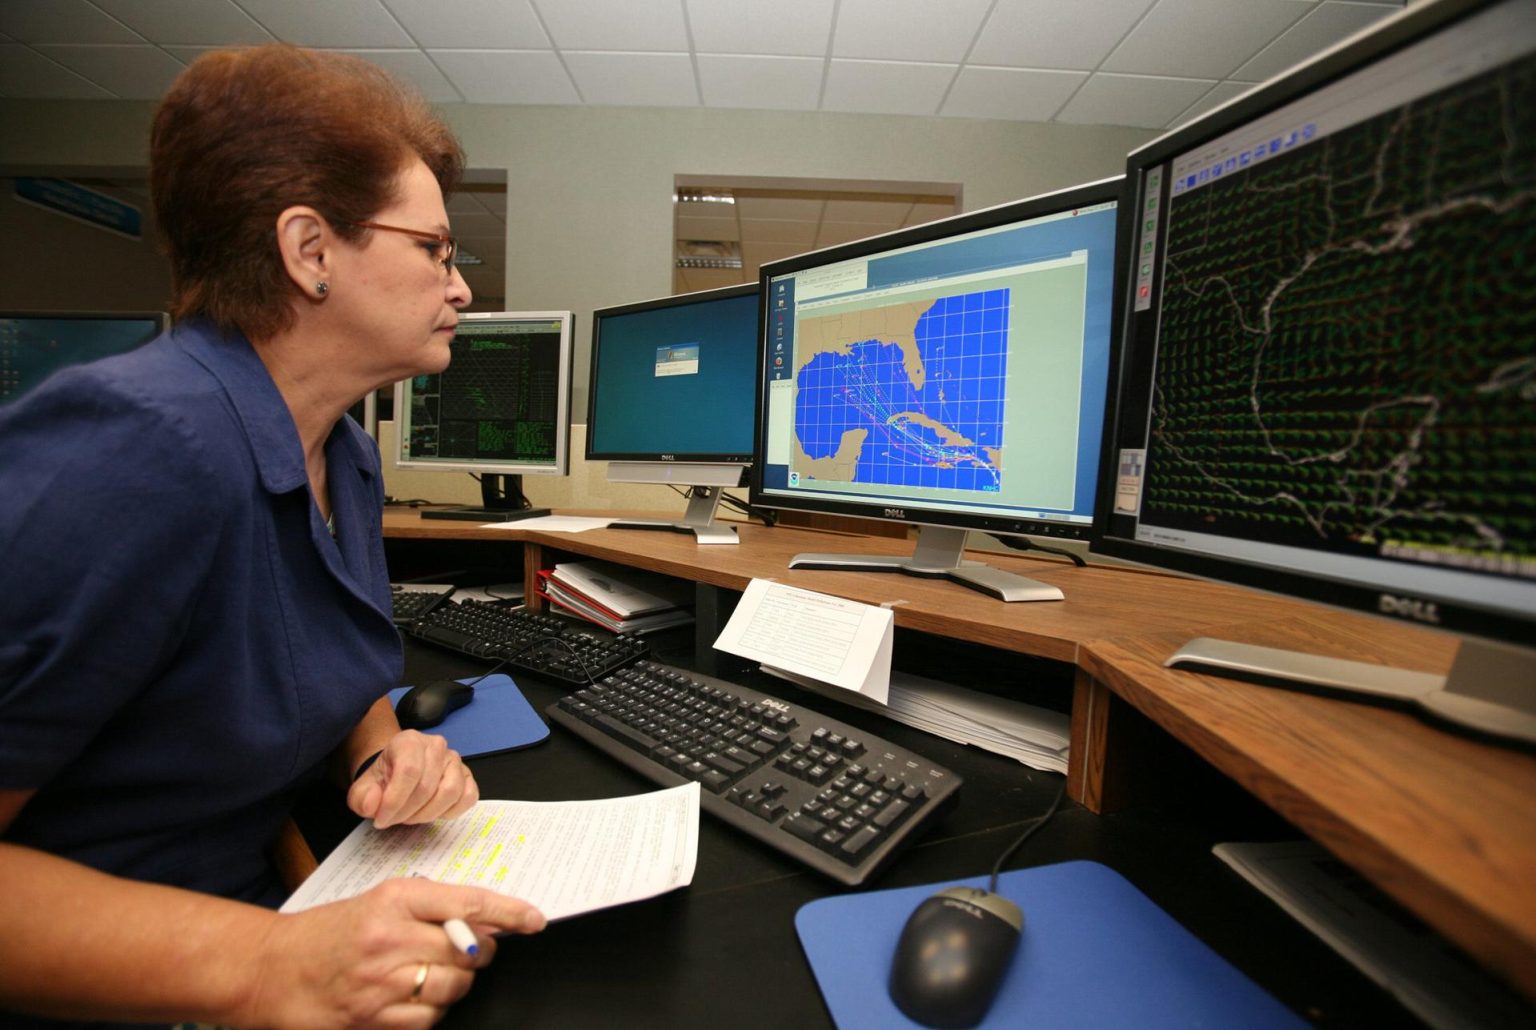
[
  {"x1": 0, "y1": 44, "x2": 114, "y2": 97},
  {"x1": 822, "y1": 59, "x2": 955, "y2": 116},
  {"x1": 563, "y1": 51, "x2": 698, "y2": 106},
  {"x1": 428, "y1": 49, "x2": 579, "y2": 104},
  {"x1": 341, "y1": 49, "x2": 460, "y2": 102},
  {"x1": 679, "y1": 267, "x2": 747, "y2": 292},
  {"x1": 742, "y1": 239, "x2": 812, "y2": 271},
  {"x1": 697, "y1": 54, "x2": 822, "y2": 110},
  {"x1": 464, "y1": 191, "x2": 507, "y2": 216},
  {"x1": 1055, "y1": 72, "x2": 1215, "y2": 129},
  {"x1": 234, "y1": 0, "x2": 413, "y2": 48},
  {"x1": 1167, "y1": 79, "x2": 1259, "y2": 128},
  {"x1": 686, "y1": 0, "x2": 834, "y2": 58},
  {"x1": 674, "y1": 197, "x2": 735, "y2": 218},
  {"x1": 970, "y1": 0, "x2": 1155, "y2": 70},
  {"x1": 822, "y1": 196, "x2": 913, "y2": 224},
  {"x1": 832, "y1": 0, "x2": 994, "y2": 63},
  {"x1": 31, "y1": 44, "x2": 186, "y2": 99},
  {"x1": 1234, "y1": 1, "x2": 1403, "y2": 83},
  {"x1": 941, "y1": 66, "x2": 1087, "y2": 121},
  {"x1": 736, "y1": 195, "x2": 824, "y2": 221},
  {"x1": 0, "y1": 0, "x2": 142, "y2": 44},
  {"x1": 534, "y1": 0, "x2": 688, "y2": 52},
  {"x1": 383, "y1": 0, "x2": 548, "y2": 49},
  {"x1": 90, "y1": 0, "x2": 274, "y2": 46},
  {"x1": 905, "y1": 198, "x2": 956, "y2": 226},
  {"x1": 1103, "y1": 0, "x2": 1313, "y2": 79},
  {"x1": 444, "y1": 209, "x2": 504, "y2": 236},
  {"x1": 675, "y1": 215, "x2": 740, "y2": 242},
  {"x1": 740, "y1": 218, "x2": 818, "y2": 246},
  {"x1": 815, "y1": 220, "x2": 885, "y2": 248}
]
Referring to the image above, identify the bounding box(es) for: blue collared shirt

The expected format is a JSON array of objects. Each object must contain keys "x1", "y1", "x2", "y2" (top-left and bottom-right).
[{"x1": 0, "y1": 319, "x2": 401, "y2": 904}]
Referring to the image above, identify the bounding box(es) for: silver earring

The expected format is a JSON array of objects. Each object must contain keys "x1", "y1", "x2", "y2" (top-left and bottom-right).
[{"x1": 315, "y1": 281, "x2": 329, "y2": 297}]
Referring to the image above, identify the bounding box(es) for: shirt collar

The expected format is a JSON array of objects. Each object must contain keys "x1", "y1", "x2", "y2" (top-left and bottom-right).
[{"x1": 173, "y1": 318, "x2": 376, "y2": 494}]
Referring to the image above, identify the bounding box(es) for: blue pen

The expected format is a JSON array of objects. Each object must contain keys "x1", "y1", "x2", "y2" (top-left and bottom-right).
[{"x1": 444, "y1": 917, "x2": 479, "y2": 957}]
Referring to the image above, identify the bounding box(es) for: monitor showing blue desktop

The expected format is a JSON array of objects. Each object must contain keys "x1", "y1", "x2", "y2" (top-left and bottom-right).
[
  {"x1": 394, "y1": 311, "x2": 574, "y2": 521},
  {"x1": 587, "y1": 283, "x2": 760, "y2": 544},
  {"x1": 1092, "y1": 0, "x2": 1536, "y2": 744},
  {"x1": 750, "y1": 178, "x2": 1122, "y2": 600},
  {"x1": 1, "y1": 311, "x2": 168, "y2": 405}
]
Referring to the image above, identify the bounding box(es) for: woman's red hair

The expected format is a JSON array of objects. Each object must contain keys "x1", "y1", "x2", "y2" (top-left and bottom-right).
[{"x1": 150, "y1": 44, "x2": 464, "y2": 340}]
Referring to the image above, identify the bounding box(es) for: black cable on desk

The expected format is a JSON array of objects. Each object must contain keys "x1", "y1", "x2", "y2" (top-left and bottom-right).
[{"x1": 989, "y1": 774, "x2": 1068, "y2": 893}]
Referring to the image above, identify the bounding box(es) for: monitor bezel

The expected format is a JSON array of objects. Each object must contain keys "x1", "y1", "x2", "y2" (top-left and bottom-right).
[
  {"x1": 1089, "y1": 0, "x2": 1534, "y2": 648},
  {"x1": 585, "y1": 282, "x2": 760, "y2": 466},
  {"x1": 1, "y1": 310, "x2": 170, "y2": 403},
  {"x1": 392, "y1": 309, "x2": 575, "y2": 477},
  {"x1": 748, "y1": 175, "x2": 1125, "y2": 544}
]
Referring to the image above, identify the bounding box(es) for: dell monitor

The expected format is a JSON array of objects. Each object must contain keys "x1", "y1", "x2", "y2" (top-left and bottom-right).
[
  {"x1": 1, "y1": 311, "x2": 168, "y2": 405},
  {"x1": 586, "y1": 283, "x2": 760, "y2": 544},
  {"x1": 394, "y1": 311, "x2": 574, "y2": 521},
  {"x1": 1092, "y1": 0, "x2": 1536, "y2": 744},
  {"x1": 751, "y1": 178, "x2": 1122, "y2": 601}
]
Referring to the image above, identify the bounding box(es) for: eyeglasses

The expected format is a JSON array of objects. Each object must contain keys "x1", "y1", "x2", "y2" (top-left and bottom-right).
[{"x1": 340, "y1": 220, "x2": 457, "y2": 272}]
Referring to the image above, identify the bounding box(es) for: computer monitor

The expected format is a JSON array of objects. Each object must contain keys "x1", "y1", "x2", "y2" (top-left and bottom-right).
[
  {"x1": 750, "y1": 178, "x2": 1122, "y2": 601},
  {"x1": 1092, "y1": 0, "x2": 1536, "y2": 745},
  {"x1": 394, "y1": 311, "x2": 574, "y2": 522},
  {"x1": 586, "y1": 283, "x2": 760, "y2": 544},
  {"x1": 1, "y1": 311, "x2": 168, "y2": 405}
]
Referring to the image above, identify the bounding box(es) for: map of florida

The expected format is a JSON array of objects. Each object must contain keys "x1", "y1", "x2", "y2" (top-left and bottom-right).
[{"x1": 791, "y1": 290, "x2": 1009, "y2": 492}]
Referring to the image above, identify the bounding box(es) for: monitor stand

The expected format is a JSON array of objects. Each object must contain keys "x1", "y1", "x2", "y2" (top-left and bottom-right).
[
  {"x1": 607, "y1": 486, "x2": 739, "y2": 545},
  {"x1": 421, "y1": 473, "x2": 551, "y2": 523},
  {"x1": 1166, "y1": 636, "x2": 1536, "y2": 747},
  {"x1": 789, "y1": 525, "x2": 1064, "y2": 602}
]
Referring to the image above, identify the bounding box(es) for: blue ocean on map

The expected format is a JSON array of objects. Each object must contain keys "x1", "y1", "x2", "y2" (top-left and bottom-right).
[{"x1": 795, "y1": 289, "x2": 1009, "y2": 492}]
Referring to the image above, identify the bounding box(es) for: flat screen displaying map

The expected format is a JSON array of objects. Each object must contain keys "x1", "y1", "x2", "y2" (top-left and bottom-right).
[
  {"x1": 753, "y1": 178, "x2": 1121, "y2": 547},
  {"x1": 1095, "y1": 0, "x2": 1535, "y2": 652}
]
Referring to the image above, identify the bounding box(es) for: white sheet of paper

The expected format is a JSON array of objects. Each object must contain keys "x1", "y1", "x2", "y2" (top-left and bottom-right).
[
  {"x1": 476, "y1": 515, "x2": 616, "y2": 532},
  {"x1": 713, "y1": 578, "x2": 893, "y2": 704},
  {"x1": 280, "y1": 783, "x2": 699, "y2": 923}
]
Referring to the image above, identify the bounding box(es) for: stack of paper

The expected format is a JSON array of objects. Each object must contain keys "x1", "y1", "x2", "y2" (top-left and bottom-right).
[
  {"x1": 767, "y1": 666, "x2": 1070, "y2": 774},
  {"x1": 538, "y1": 560, "x2": 694, "y2": 635}
]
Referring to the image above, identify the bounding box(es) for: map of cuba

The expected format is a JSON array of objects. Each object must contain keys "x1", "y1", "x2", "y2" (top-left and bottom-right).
[{"x1": 792, "y1": 289, "x2": 1010, "y2": 494}]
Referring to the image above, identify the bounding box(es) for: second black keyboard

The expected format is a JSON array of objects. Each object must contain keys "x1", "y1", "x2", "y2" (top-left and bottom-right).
[
  {"x1": 548, "y1": 660, "x2": 962, "y2": 886},
  {"x1": 409, "y1": 599, "x2": 649, "y2": 686}
]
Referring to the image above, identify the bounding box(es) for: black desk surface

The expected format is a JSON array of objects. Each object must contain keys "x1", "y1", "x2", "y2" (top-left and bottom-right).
[{"x1": 298, "y1": 635, "x2": 1429, "y2": 1028}]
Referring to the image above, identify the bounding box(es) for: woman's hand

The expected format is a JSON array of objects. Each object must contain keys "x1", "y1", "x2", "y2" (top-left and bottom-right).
[
  {"x1": 347, "y1": 730, "x2": 478, "y2": 829},
  {"x1": 244, "y1": 877, "x2": 544, "y2": 1029}
]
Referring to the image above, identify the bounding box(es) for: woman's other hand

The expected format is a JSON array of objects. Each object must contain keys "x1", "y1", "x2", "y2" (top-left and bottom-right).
[{"x1": 347, "y1": 730, "x2": 478, "y2": 829}]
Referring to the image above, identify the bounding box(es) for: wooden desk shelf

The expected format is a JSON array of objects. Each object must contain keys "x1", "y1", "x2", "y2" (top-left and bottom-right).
[{"x1": 382, "y1": 507, "x2": 1536, "y2": 1003}]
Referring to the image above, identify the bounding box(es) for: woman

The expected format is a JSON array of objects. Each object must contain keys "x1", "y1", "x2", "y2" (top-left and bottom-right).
[{"x1": 0, "y1": 45, "x2": 544, "y2": 1026}]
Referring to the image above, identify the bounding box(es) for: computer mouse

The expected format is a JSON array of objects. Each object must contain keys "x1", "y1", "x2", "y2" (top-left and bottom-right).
[
  {"x1": 394, "y1": 679, "x2": 475, "y2": 730},
  {"x1": 888, "y1": 885, "x2": 1024, "y2": 1029}
]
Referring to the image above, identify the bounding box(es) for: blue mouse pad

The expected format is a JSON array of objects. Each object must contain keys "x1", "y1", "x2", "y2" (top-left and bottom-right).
[
  {"x1": 795, "y1": 860, "x2": 1304, "y2": 1029},
  {"x1": 388, "y1": 674, "x2": 548, "y2": 757}
]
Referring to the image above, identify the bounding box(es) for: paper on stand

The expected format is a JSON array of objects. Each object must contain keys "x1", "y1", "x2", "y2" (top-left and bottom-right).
[
  {"x1": 281, "y1": 783, "x2": 700, "y2": 923},
  {"x1": 713, "y1": 578, "x2": 894, "y2": 704},
  {"x1": 766, "y1": 666, "x2": 1070, "y2": 774}
]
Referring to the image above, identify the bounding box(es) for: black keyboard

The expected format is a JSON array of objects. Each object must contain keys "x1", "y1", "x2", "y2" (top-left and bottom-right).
[
  {"x1": 390, "y1": 583, "x2": 456, "y2": 626},
  {"x1": 548, "y1": 660, "x2": 962, "y2": 886},
  {"x1": 409, "y1": 599, "x2": 649, "y2": 686}
]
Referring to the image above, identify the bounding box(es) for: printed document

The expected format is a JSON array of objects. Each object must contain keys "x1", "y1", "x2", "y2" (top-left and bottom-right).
[
  {"x1": 281, "y1": 783, "x2": 700, "y2": 923},
  {"x1": 714, "y1": 578, "x2": 893, "y2": 704}
]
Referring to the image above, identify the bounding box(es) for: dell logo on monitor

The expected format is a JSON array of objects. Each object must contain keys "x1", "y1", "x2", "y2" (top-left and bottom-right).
[
  {"x1": 1378, "y1": 594, "x2": 1441, "y2": 625},
  {"x1": 884, "y1": 508, "x2": 906, "y2": 520},
  {"x1": 660, "y1": 454, "x2": 676, "y2": 461}
]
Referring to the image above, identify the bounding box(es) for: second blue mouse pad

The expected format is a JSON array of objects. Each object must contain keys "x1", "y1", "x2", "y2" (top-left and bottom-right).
[
  {"x1": 796, "y1": 860, "x2": 1304, "y2": 1029},
  {"x1": 388, "y1": 674, "x2": 548, "y2": 757}
]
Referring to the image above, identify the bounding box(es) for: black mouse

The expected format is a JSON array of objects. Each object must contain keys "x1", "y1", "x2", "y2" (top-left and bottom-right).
[
  {"x1": 394, "y1": 679, "x2": 475, "y2": 730},
  {"x1": 888, "y1": 885, "x2": 1024, "y2": 1028}
]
